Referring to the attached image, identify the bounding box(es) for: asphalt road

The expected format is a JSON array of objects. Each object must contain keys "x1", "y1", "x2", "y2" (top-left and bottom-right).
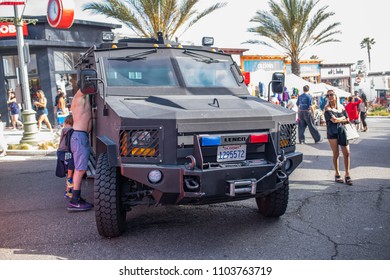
[{"x1": 0, "y1": 117, "x2": 389, "y2": 260}]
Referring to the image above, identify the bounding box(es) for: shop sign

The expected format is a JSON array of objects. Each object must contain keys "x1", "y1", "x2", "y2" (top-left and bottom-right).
[
  {"x1": 286, "y1": 64, "x2": 320, "y2": 76},
  {"x1": 243, "y1": 60, "x2": 284, "y2": 72},
  {"x1": 0, "y1": 22, "x2": 28, "y2": 38},
  {"x1": 320, "y1": 67, "x2": 350, "y2": 78}
]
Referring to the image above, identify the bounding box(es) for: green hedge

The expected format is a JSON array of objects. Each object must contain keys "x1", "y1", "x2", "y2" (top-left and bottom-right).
[{"x1": 367, "y1": 105, "x2": 390, "y2": 116}]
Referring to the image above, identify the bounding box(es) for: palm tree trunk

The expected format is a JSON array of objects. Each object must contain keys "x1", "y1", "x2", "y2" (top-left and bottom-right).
[
  {"x1": 367, "y1": 49, "x2": 371, "y2": 71},
  {"x1": 291, "y1": 58, "x2": 301, "y2": 77}
]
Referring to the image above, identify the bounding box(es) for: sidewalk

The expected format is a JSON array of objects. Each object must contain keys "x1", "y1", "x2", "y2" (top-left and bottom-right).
[{"x1": 2, "y1": 126, "x2": 59, "y2": 156}]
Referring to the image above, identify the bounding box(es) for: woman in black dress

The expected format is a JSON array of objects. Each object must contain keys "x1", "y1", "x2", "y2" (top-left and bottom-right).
[{"x1": 324, "y1": 90, "x2": 353, "y2": 185}]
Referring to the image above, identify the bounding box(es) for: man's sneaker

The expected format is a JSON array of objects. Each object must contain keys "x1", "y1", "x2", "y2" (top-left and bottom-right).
[
  {"x1": 64, "y1": 189, "x2": 73, "y2": 200},
  {"x1": 67, "y1": 198, "x2": 93, "y2": 212},
  {"x1": 66, "y1": 178, "x2": 74, "y2": 189}
]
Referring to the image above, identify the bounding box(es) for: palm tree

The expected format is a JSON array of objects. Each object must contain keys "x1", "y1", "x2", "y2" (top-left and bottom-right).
[
  {"x1": 360, "y1": 37, "x2": 375, "y2": 71},
  {"x1": 83, "y1": 0, "x2": 227, "y2": 40},
  {"x1": 246, "y1": 0, "x2": 341, "y2": 76}
]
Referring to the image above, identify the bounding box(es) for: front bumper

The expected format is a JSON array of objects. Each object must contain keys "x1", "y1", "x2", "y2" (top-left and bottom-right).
[{"x1": 121, "y1": 151, "x2": 303, "y2": 205}]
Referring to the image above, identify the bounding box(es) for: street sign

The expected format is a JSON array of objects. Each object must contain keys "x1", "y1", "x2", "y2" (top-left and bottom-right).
[{"x1": 0, "y1": 22, "x2": 28, "y2": 38}]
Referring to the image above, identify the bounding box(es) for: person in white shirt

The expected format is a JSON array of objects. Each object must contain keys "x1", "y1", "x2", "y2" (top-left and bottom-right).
[{"x1": 287, "y1": 94, "x2": 298, "y2": 122}]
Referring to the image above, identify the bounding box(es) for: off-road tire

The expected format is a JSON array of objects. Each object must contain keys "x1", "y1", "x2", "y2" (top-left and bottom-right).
[
  {"x1": 256, "y1": 179, "x2": 289, "y2": 217},
  {"x1": 94, "y1": 153, "x2": 126, "y2": 237}
]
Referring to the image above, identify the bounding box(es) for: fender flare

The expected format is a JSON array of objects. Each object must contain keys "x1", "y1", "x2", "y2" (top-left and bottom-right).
[{"x1": 96, "y1": 135, "x2": 118, "y2": 167}]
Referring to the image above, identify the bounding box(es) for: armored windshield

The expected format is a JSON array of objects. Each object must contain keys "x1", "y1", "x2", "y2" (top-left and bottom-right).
[
  {"x1": 176, "y1": 56, "x2": 239, "y2": 88},
  {"x1": 103, "y1": 56, "x2": 178, "y2": 87},
  {"x1": 101, "y1": 48, "x2": 240, "y2": 90}
]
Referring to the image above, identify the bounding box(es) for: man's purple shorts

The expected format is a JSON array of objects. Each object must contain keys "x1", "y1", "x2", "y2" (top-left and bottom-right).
[{"x1": 70, "y1": 130, "x2": 90, "y2": 171}]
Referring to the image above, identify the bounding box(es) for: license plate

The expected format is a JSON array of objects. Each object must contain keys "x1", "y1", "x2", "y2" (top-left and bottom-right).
[{"x1": 217, "y1": 145, "x2": 246, "y2": 162}]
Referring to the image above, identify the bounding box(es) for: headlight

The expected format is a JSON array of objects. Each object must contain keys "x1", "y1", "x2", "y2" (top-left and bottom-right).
[
  {"x1": 131, "y1": 131, "x2": 151, "y2": 145},
  {"x1": 148, "y1": 170, "x2": 162, "y2": 184}
]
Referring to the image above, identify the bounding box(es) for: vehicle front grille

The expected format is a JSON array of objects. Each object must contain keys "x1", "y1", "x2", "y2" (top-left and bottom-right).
[
  {"x1": 280, "y1": 123, "x2": 297, "y2": 149},
  {"x1": 119, "y1": 127, "x2": 162, "y2": 162}
]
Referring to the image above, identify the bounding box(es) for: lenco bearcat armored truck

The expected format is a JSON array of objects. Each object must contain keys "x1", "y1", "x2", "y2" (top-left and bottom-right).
[{"x1": 77, "y1": 34, "x2": 303, "y2": 237}]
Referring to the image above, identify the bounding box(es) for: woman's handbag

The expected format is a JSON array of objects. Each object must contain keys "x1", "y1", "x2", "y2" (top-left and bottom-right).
[
  {"x1": 338, "y1": 123, "x2": 359, "y2": 146},
  {"x1": 344, "y1": 123, "x2": 359, "y2": 141}
]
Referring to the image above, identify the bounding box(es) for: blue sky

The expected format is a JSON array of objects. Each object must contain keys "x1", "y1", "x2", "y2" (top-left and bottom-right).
[{"x1": 1, "y1": 0, "x2": 388, "y2": 71}]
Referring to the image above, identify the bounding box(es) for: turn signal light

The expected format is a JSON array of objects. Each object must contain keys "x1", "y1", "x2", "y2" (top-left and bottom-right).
[
  {"x1": 131, "y1": 148, "x2": 156, "y2": 156},
  {"x1": 249, "y1": 134, "x2": 268, "y2": 143},
  {"x1": 120, "y1": 132, "x2": 128, "y2": 156},
  {"x1": 280, "y1": 139, "x2": 290, "y2": 148}
]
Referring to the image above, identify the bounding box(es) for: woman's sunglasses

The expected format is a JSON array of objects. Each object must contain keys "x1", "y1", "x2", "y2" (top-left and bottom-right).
[{"x1": 326, "y1": 93, "x2": 335, "y2": 97}]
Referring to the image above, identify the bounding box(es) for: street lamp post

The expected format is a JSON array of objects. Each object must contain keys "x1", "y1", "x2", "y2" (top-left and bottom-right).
[{"x1": 13, "y1": 4, "x2": 39, "y2": 144}]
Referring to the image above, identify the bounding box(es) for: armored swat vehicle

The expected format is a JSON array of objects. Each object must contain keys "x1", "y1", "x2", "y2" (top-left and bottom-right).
[{"x1": 77, "y1": 33, "x2": 303, "y2": 238}]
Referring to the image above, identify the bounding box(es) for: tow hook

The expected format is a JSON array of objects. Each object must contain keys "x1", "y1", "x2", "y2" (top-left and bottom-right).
[
  {"x1": 184, "y1": 178, "x2": 199, "y2": 190},
  {"x1": 276, "y1": 169, "x2": 287, "y2": 182},
  {"x1": 254, "y1": 151, "x2": 287, "y2": 184}
]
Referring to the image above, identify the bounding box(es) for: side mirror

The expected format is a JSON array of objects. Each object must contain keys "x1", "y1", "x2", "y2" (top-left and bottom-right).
[
  {"x1": 271, "y1": 72, "x2": 285, "y2": 94},
  {"x1": 78, "y1": 69, "x2": 98, "y2": 94}
]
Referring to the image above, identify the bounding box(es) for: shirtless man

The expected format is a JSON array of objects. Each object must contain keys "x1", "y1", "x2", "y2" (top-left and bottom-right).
[{"x1": 67, "y1": 89, "x2": 93, "y2": 211}]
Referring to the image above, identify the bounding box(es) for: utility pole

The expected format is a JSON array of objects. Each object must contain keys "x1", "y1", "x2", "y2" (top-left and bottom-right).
[{"x1": 13, "y1": 4, "x2": 39, "y2": 144}]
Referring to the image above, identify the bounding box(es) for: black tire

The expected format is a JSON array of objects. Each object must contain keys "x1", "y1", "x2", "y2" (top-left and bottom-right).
[
  {"x1": 94, "y1": 153, "x2": 126, "y2": 237},
  {"x1": 256, "y1": 179, "x2": 289, "y2": 217}
]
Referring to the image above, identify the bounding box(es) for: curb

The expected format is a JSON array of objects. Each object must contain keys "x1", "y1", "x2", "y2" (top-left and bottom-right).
[{"x1": 5, "y1": 150, "x2": 57, "y2": 156}]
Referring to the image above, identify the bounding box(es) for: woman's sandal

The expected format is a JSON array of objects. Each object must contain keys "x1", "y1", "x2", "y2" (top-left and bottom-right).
[
  {"x1": 345, "y1": 176, "x2": 353, "y2": 185},
  {"x1": 335, "y1": 175, "x2": 344, "y2": 183}
]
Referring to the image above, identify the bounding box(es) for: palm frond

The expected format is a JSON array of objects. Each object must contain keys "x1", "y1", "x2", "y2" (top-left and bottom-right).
[
  {"x1": 246, "y1": 0, "x2": 341, "y2": 75},
  {"x1": 83, "y1": 0, "x2": 227, "y2": 39},
  {"x1": 83, "y1": 0, "x2": 148, "y2": 37}
]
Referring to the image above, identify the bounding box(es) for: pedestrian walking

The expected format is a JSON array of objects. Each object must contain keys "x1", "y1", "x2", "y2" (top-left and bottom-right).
[
  {"x1": 296, "y1": 85, "x2": 322, "y2": 144},
  {"x1": 57, "y1": 90, "x2": 68, "y2": 115},
  {"x1": 358, "y1": 93, "x2": 369, "y2": 132},
  {"x1": 286, "y1": 94, "x2": 298, "y2": 122},
  {"x1": 34, "y1": 90, "x2": 53, "y2": 133},
  {"x1": 53, "y1": 88, "x2": 62, "y2": 127},
  {"x1": 7, "y1": 89, "x2": 23, "y2": 130},
  {"x1": 345, "y1": 96, "x2": 361, "y2": 129},
  {"x1": 324, "y1": 90, "x2": 353, "y2": 185}
]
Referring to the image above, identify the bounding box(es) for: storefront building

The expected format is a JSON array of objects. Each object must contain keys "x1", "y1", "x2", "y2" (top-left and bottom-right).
[
  {"x1": 240, "y1": 55, "x2": 354, "y2": 96},
  {"x1": 0, "y1": 16, "x2": 120, "y2": 126},
  {"x1": 319, "y1": 63, "x2": 353, "y2": 93}
]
